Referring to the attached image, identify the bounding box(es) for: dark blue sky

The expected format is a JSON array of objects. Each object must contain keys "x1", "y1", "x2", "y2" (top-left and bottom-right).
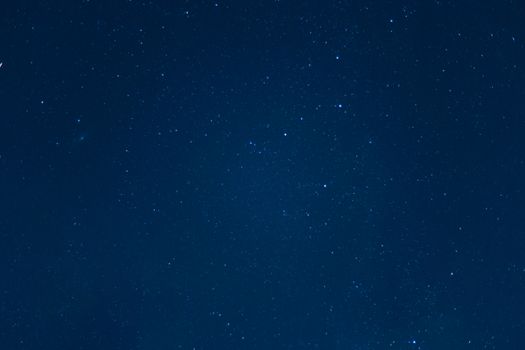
[{"x1": 1, "y1": 1, "x2": 525, "y2": 349}]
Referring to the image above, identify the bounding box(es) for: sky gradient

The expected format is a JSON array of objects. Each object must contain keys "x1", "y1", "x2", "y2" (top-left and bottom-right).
[{"x1": 1, "y1": 1, "x2": 525, "y2": 349}]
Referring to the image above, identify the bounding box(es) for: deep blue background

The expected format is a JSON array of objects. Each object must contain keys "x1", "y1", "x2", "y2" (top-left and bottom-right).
[{"x1": 1, "y1": 1, "x2": 524, "y2": 349}]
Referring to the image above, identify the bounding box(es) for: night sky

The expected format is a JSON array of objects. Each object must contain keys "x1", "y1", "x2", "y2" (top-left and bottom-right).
[{"x1": 1, "y1": 1, "x2": 525, "y2": 349}]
